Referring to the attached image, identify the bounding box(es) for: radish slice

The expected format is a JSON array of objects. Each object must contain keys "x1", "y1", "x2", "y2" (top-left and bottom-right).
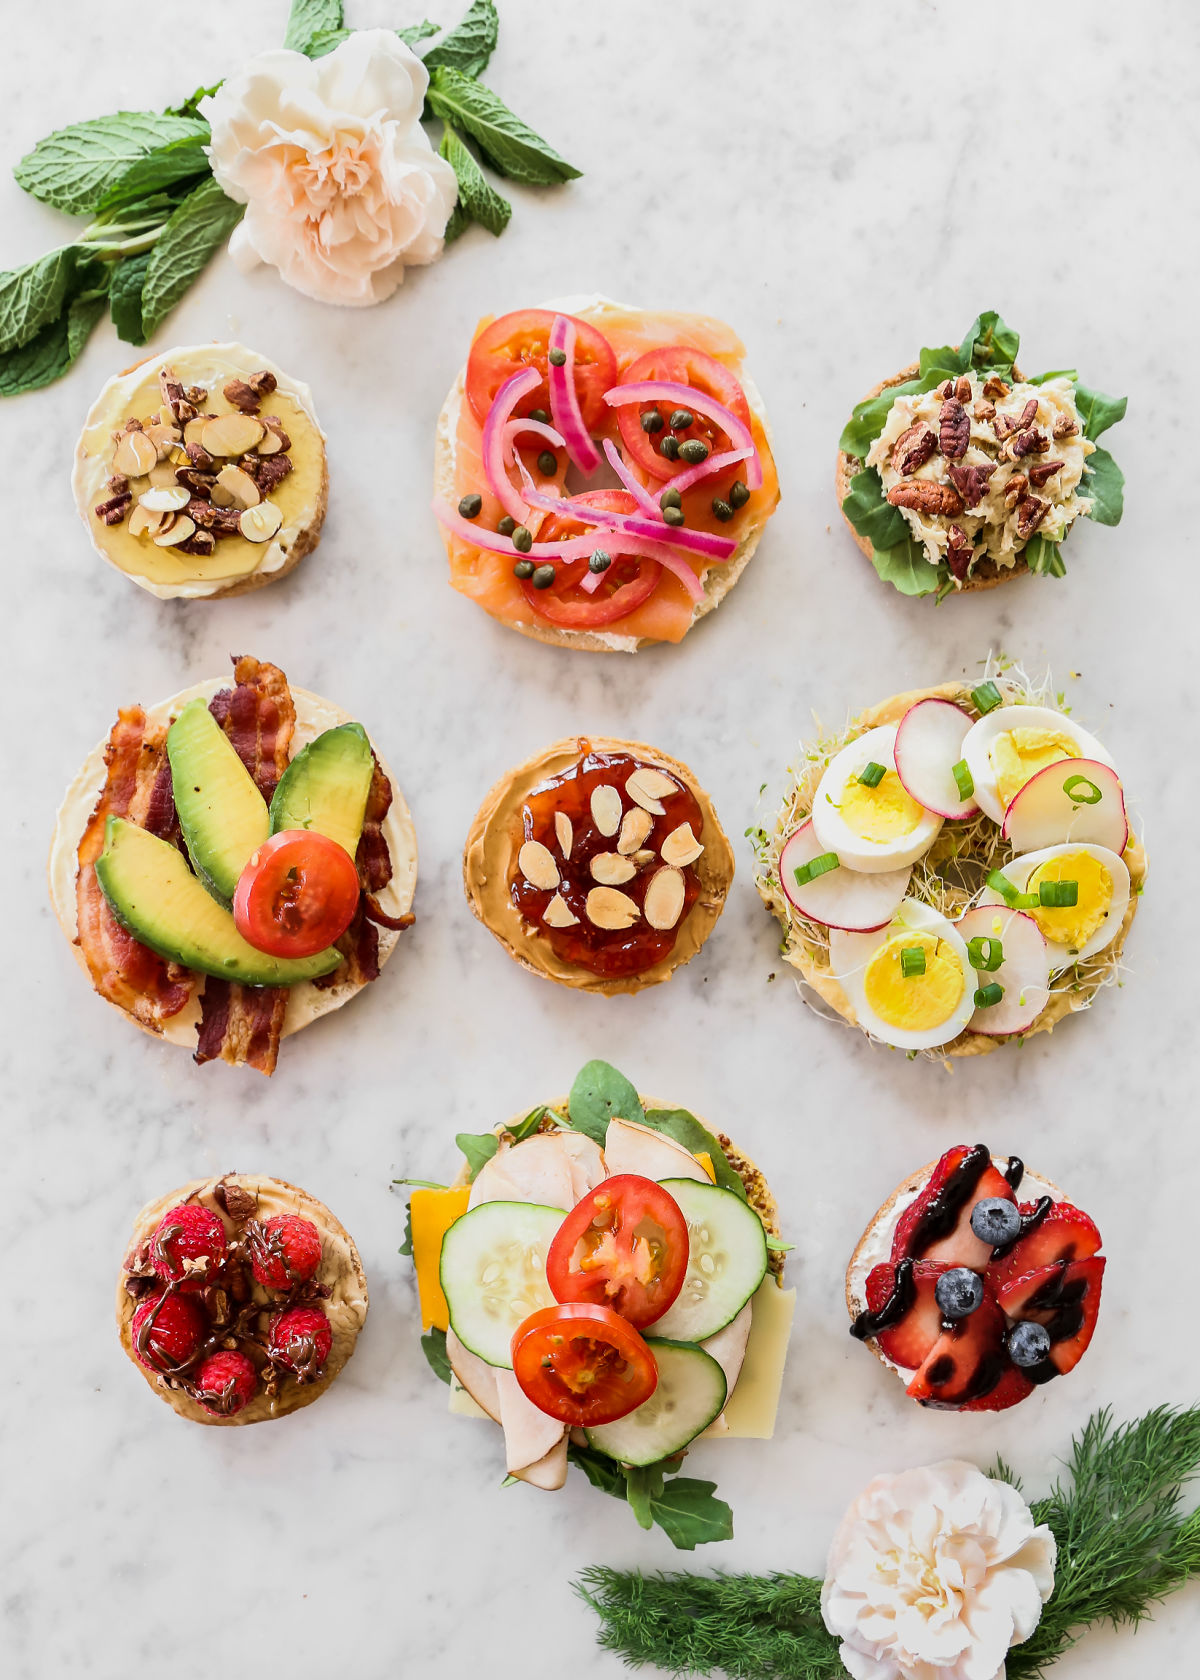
[
  {"x1": 482, "y1": 366, "x2": 542, "y2": 524},
  {"x1": 511, "y1": 456, "x2": 736, "y2": 561},
  {"x1": 604, "y1": 380, "x2": 762, "y2": 489},
  {"x1": 602, "y1": 438, "x2": 663, "y2": 520},
  {"x1": 956, "y1": 905, "x2": 1050, "y2": 1036},
  {"x1": 669, "y1": 446, "x2": 754, "y2": 496},
  {"x1": 1002, "y1": 758, "x2": 1128, "y2": 854},
  {"x1": 549, "y1": 314, "x2": 601, "y2": 475},
  {"x1": 779, "y1": 819, "x2": 910, "y2": 931},
  {"x1": 894, "y1": 698, "x2": 979, "y2": 820}
]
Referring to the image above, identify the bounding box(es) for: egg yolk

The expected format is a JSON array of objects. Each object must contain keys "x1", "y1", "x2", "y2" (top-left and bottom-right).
[
  {"x1": 863, "y1": 932, "x2": 965, "y2": 1031},
  {"x1": 837, "y1": 769, "x2": 924, "y2": 843},
  {"x1": 990, "y1": 727, "x2": 1078, "y2": 809},
  {"x1": 1027, "y1": 851, "x2": 1113, "y2": 952}
]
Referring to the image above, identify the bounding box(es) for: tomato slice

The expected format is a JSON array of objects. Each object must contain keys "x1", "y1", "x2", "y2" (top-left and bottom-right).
[
  {"x1": 616, "y1": 345, "x2": 752, "y2": 482},
  {"x1": 232, "y1": 830, "x2": 360, "y2": 960},
  {"x1": 466, "y1": 309, "x2": 618, "y2": 432},
  {"x1": 517, "y1": 489, "x2": 664, "y2": 629},
  {"x1": 510, "y1": 1303, "x2": 658, "y2": 1426},
  {"x1": 546, "y1": 1175, "x2": 689, "y2": 1328}
]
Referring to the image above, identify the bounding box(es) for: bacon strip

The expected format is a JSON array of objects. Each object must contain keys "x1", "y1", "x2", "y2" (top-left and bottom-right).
[
  {"x1": 195, "y1": 982, "x2": 288, "y2": 1076},
  {"x1": 75, "y1": 707, "x2": 193, "y2": 1027}
]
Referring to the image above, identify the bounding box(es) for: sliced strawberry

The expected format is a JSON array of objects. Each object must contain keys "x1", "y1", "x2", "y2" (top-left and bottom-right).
[
  {"x1": 892, "y1": 1144, "x2": 1016, "y2": 1270},
  {"x1": 865, "y1": 1260, "x2": 949, "y2": 1371},
  {"x1": 960, "y1": 1361, "x2": 1036, "y2": 1413},
  {"x1": 998, "y1": 1256, "x2": 1105, "y2": 1376},
  {"x1": 906, "y1": 1287, "x2": 1009, "y2": 1407},
  {"x1": 988, "y1": 1202, "x2": 1102, "y2": 1293}
]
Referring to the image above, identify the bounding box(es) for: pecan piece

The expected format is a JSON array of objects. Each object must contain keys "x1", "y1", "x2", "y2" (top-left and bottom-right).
[
  {"x1": 887, "y1": 480, "x2": 964, "y2": 516},
  {"x1": 954, "y1": 376, "x2": 972, "y2": 403},
  {"x1": 1004, "y1": 474, "x2": 1028, "y2": 505},
  {"x1": 939, "y1": 397, "x2": 970, "y2": 461},
  {"x1": 248, "y1": 370, "x2": 277, "y2": 399},
  {"x1": 175, "y1": 467, "x2": 216, "y2": 498},
  {"x1": 1052, "y1": 413, "x2": 1078, "y2": 439},
  {"x1": 248, "y1": 453, "x2": 293, "y2": 495},
  {"x1": 177, "y1": 528, "x2": 217, "y2": 556},
  {"x1": 983, "y1": 376, "x2": 1010, "y2": 400},
  {"x1": 214, "y1": 1180, "x2": 258, "y2": 1222},
  {"x1": 993, "y1": 412, "x2": 1020, "y2": 441},
  {"x1": 189, "y1": 500, "x2": 243, "y2": 535},
  {"x1": 94, "y1": 491, "x2": 132, "y2": 525},
  {"x1": 258, "y1": 415, "x2": 291, "y2": 453},
  {"x1": 947, "y1": 462, "x2": 996, "y2": 508},
  {"x1": 892, "y1": 423, "x2": 937, "y2": 475},
  {"x1": 1015, "y1": 496, "x2": 1049, "y2": 539},
  {"x1": 1027, "y1": 459, "x2": 1066, "y2": 489},
  {"x1": 946, "y1": 524, "x2": 973, "y2": 581},
  {"x1": 940, "y1": 379, "x2": 956, "y2": 399},
  {"x1": 1010, "y1": 427, "x2": 1049, "y2": 459},
  {"x1": 973, "y1": 399, "x2": 996, "y2": 421},
  {"x1": 184, "y1": 385, "x2": 207, "y2": 406},
  {"x1": 159, "y1": 366, "x2": 197, "y2": 425},
  {"x1": 1018, "y1": 397, "x2": 1040, "y2": 428},
  {"x1": 106, "y1": 473, "x2": 130, "y2": 496},
  {"x1": 223, "y1": 379, "x2": 262, "y2": 414},
  {"x1": 184, "y1": 440, "x2": 215, "y2": 472}
]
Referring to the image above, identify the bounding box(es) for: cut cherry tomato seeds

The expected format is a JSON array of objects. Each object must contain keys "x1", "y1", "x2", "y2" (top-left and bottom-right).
[
  {"x1": 510, "y1": 1302, "x2": 658, "y2": 1427},
  {"x1": 466, "y1": 308, "x2": 618, "y2": 433},
  {"x1": 546, "y1": 1174, "x2": 689, "y2": 1328},
  {"x1": 616, "y1": 344, "x2": 752, "y2": 482},
  {"x1": 233, "y1": 829, "x2": 360, "y2": 960}
]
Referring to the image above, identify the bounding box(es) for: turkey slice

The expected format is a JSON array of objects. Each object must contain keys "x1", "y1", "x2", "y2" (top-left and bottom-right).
[
  {"x1": 512, "y1": 1435, "x2": 569, "y2": 1490},
  {"x1": 699, "y1": 1301, "x2": 754, "y2": 1435},
  {"x1": 469, "y1": 1130, "x2": 606, "y2": 1210},
  {"x1": 602, "y1": 1117, "x2": 709, "y2": 1184},
  {"x1": 496, "y1": 1368, "x2": 567, "y2": 1472},
  {"x1": 446, "y1": 1328, "x2": 501, "y2": 1424}
]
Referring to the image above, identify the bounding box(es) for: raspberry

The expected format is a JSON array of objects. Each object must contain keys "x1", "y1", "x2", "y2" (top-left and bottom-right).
[
  {"x1": 268, "y1": 1305, "x2": 332, "y2": 1378},
  {"x1": 150, "y1": 1203, "x2": 226, "y2": 1283},
  {"x1": 194, "y1": 1350, "x2": 258, "y2": 1417},
  {"x1": 249, "y1": 1214, "x2": 322, "y2": 1291},
  {"x1": 132, "y1": 1291, "x2": 206, "y2": 1373}
]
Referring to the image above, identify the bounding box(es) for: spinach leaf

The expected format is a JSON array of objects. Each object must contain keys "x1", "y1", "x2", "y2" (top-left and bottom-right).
[
  {"x1": 0, "y1": 247, "x2": 82, "y2": 354},
  {"x1": 284, "y1": 0, "x2": 343, "y2": 53},
  {"x1": 426, "y1": 68, "x2": 581, "y2": 186},
  {"x1": 642, "y1": 1108, "x2": 747, "y2": 1202},
  {"x1": 568, "y1": 1060, "x2": 645, "y2": 1144},
  {"x1": 455, "y1": 1131, "x2": 499, "y2": 1178},
  {"x1": 1083, "y1": 447, "x2": 1124, "y2": 525},
  {"x1": 424, "y1": 1, "x2": 499, "y2": 78},
  {"x1": 960, "y1": 310, "x2": 1019, "y2": 372},
  {"x1": 421, "y1": 1328, "x2": 452, "y2": 1385},
  {"x1": 1024, "y1": 535, "x2": 1066, "y2": 577},
  {"x1": 837, "y1": 378, "x2": 921, "y2": 458},
  {"x1": 1073, "y1": 382, "x2": 1127, "y2": 442},
  {"x1": 1028, "y1": 367, "x2": 1077, "y2": 386},
  {"x1": 870, "y1": 540, "x2": 942, "y2": 598},
  {"x1": 566, "y1": 1446, "x2": 733, "y2": 1548},
  {"x1": 140, "y1": 176, "x2": 243, "y2": 338},
  {"x1": 439, "y1": 123, "x2": 511, "y2": 237},
  {"x1": 14, "y1": 112, "x2": 208, "y2": 216},
  {"x1": 94, "y1": 136, "x2": 211, "y2": 212},
  {"x1": 108, "y1": 252, "x2": 151, "y2": 346},
  {"x1": 840, "y1": 467, "x2": 911, "y2": 551}
]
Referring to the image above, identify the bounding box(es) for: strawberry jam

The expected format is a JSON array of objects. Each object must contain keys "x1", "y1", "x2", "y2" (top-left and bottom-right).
[{"x1": 510, "y1": 747, "x2": 704, "y2": 978}]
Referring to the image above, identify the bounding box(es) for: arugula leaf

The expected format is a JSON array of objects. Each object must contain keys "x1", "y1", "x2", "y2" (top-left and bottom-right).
[
  {"x1": 0, "y1": 247, "x2": 82, "y2": 354},
  {"x1": 649, "y1": 1477, "x2": 734, "y2": 1550},
  {"x1": 1024, "y1": 534, "x2": 1066, "y2": 577},
  {"x1": 625, "y1": 1464, "x2": 661, "y2": 1530},
  {"x1": 165, "y1": 84, "x2": 222, "y2": 120},
  {"x1": 840, "y1": 314, "x2": 1017, "y2": 460},
  {"x1": 642, "y1": 1108, "x2": 747, "y2": 1203},
  {"x1": 421, "y1": 1327, "x2": 452, "y2": 1385},
  {"x1": 426, "y1": 68, "x2": 581, "y2": 186},
  {"x1": 284, "y1": 0, "x2": 343, "y2": 52},
  {"x1": 840, "y1": 467, "x2": 910, "y2": 552},
  {"x1": 837, "y1": 378, "x2": 921, "y2": 458},
  {"x1": 14, "y1": 112, "x2": 207, "y2": 216},
  {"x1": 424, "y1": 0, "x2": 499, "y2": 78},
  {"x1": 871, "y1": 540, "x2": 942, "y2": 598},
  {"x1": 568, "y1": 1442, "x2": 629, "y2": 1497},
  {"x1": 139, "y1": 176, "x2": 243, "y2": 338},
  {"x1": 1073, "y1": 382, "x2": 1127, "y2": 442},
  {"x1": 439, "y1": 123, "x2": 511, "y2": 237},
  {"x1": 568, "y1": 1060, "x2": 645, "y2": 1144},
  {"x1": 1082, "y1": 447, "x2": 1124, "y2": 526},
  {"x1": 108, "y1": 252, "x2": 151, "y2": 346},
  {"x1": 94, "y1": 136, "x2": 211, "y2": 212},
  {"x1": 455, "y1": 1131, "x2": 499, "y2": 1178}
]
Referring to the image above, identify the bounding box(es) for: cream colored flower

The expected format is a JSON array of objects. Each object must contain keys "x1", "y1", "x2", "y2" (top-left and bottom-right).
[
  {"x1": 202, "y1": 30, "x2": 458, "y2": 307},
  {"x1": 821, "y1": 1460, "x2": 1056, "y2": 1680}
]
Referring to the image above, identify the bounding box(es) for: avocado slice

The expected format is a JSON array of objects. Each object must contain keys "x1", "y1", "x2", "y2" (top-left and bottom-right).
[
  {"x1": 95, "y1": 817, "x2": 341, "y2": 987},
  {"x1": 269, "y1": 722, "x2": 374, "y2": 860},
  {"x1": 167, "y1": 697, "x2": 270, "y2": 902}
]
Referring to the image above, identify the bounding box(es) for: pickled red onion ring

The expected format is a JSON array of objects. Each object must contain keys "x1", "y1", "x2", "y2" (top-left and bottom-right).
[
  {"x1": 511, "y1": 456, "x2": 736, "y2": 561},
  {"x1": 603, "y1": 380, "x2": 762, "y2": 489},
  {"x1": 668, "y1": 445, "x2": 754, "y2": 495},
  {"x1": 503, "y1": 417, "x2": 564, "y2": 459},
  {"x1": 482, "y1": 366, "x2": 541, "y2": 523},
  {"x1": 549, "y1": 314, "x2": 601, "y2": 475},
  {"x1": 602, "y1": 438, "x2": 662, "y2": 521}
]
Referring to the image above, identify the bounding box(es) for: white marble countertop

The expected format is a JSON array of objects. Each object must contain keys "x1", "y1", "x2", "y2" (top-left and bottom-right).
[{"x1": 2, "y1": 1, "x2": 1197, "y2": 1675}]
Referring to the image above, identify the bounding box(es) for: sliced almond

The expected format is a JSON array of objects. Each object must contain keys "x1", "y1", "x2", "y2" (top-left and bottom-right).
[
  {"x1": 239, "y1": 501, "x2": 283, "y2": 543},
  {"x1": 585, "y1": 886, "x2": 640, "y2": 930},
  {"x1": 518, "y1": 840, "x2": 560, "y2": 891},
  {"x1": 148, "y1": 460, "x2": 182, "y2": 489},
  {"x1": 590, "y1": 783, "x2": 622, "y2": 837},
  {"x1": 661, "y1": 821, "x2": 704, "y2": 868},
  {"x1": 617, "y1": 806, "x2": 654, "y2": 855},
  {"x1": 644, "y1": 866, "x2": 686, "y2": 930},
  {"x1": 112, "y1": 430, "x2": 158, "y2": 478},
  {"x1": 128, "y1": 504, "x2": 171, "y2": 539},
  {"x1": 152, "y1": 515, "x2": 196, "y2": 548},
  {"x1": 144, "y1": 420, "x2": 181, "y2": 458},
  {"x1": 215, "y1": 464, "x2": 261, "y2": 509},
  {"x1": 632, "y1": 849, "x2": 657, "y2": 865},
  {"x1": 210, "y1": 481, "x2": 236, "y2": 508},
  {"x1": 201, "y1": 413, "x2": 265, "y2": 457},
  {"x1": 184, "y1": 415, "x2": 213, "y2": 448},
  {"x1": 554, "y1": 811, "x2": 573, "y2": 859},
  {"x1": 139, "y1": 485, "x2": 190, "y2": 514},
  {"x1": 543, "y1": 893, "x2": 579, "y2": 929},
  {"x1": 590, "y1": 852, "x2": 637, "y2": 886},
  {"x1": 256, "y1": 426, "x2": 285, "y2": 456},
  {"x1": 626, "y1": 767, "x2": 679, "y2": 816}
]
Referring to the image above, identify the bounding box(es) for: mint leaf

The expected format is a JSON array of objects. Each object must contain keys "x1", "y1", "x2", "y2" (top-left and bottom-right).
[
  {"x1": 399, "y1": 21, "x2": 440, "y2": 48},
  {"x1": 165, "y1": 84, "x2": 222, "y2": 120},
  {"x1": 439, "y1": 123, "x2": 511, "y2": 237},
  {"x1": 443, "y1": 201, "x2": 471, "y2": 244},
  {"x1": 1024, "y1": 534, "x2": 1066, "y2": 577},
  {"x1": 838, "y1": 378, "x2": 921, "y2": 458},
  {"x1": 871, "y1": 540, "x2": 942, "y2": 597},
  {"x1": 0, "y1": 247, "x2": 81, "y2": 354},
  {"x1": 648, "y1": 1476, "x2": 734, "y2": 1550},
  {"x1": 284, "y1": 0, "x2": 343, "y2": 53},
  {"x1": 1073, "y1": 382, "x2": 1127, "y2": 442},
  {"x1": 94, "y1": 135, "x2": 211, "y2": 212},
  {"x1": 568, "y1": 1061, "x2": 644, "y2": 1145},
  {"x1": 424, "y1": 1, "x2": 499, "y2": 78},
  {"x1": 108, "y1": 252, "x2": 151, "y2": 346},
  {"x1": 140, "y1": 176, "x2": 243, "y2": 338},
  {"x1": 642, "y1": 1108, "x2": 747, "y2": 1202},
  {"x1": 1083, "y1": 447, "x2": 1124, "y2": 526},
  {"x1": 68, "y1": 285, "x2": 107, "y2": 358},
  {"x1": 427, "y1": 68, "x2": 580, "y2": 186},
  {"x1": 421, "y1": 1328, "x2": 452, "y2": 1385},
  {"x1": 306, "y1": 27, "x2": 350, "y2": 58},
  {"x1": 0, "y1": 270, "x2": 106, "y2": 398},
  {"x1": 841, "y1": 467, "x2": 910, "y2": 552},
  {"x1": 14, "y1": 112, "x2": 207, "y2": 216}
]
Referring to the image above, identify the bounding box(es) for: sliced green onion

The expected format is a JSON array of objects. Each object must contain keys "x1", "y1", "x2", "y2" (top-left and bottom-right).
[
  {"x1": 987, "y1": 869, "x2": 1038, "y2": 910},
  {"x1": 971, "y1": 680, "x2": 1003, "y2": 714},
  {"x1": 974, "y1": 983, "x2": 1005, "y2": 1009},
  {"x1": 1038, "y1": 879, "x2": 1079, "y2": 907},
  {"x1": 967, "y1": 935, "x2": 1003, "y2": 972},
  {"x1": 1063, "y1": 773, "x2": 1103, "y2": 805},
  {"x1": 857, "y1": 760, "x2": 886, "y2": 788},
  {"x1": 900, "y1": 945, "x2": 927, "y2": 978},
  {"x1": 793, "y1": 851, "x2": 839, "y2": 889},
  {"x1": 952, "y1": 758, "x2": 975, "y2": 800}
]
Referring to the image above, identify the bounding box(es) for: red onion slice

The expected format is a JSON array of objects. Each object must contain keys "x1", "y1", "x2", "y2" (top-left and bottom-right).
[
  {"x1": 602, "y1": 438, "x2": 662, "y2": 520},
  {"x1": 604, "y1": 379, "x2": 762, "y2": 489},
  {"x1": 503, "y1": 417, "x2": 564, "y2": 459},
  {"x1": 669, "y1": 445, "x2": 753, "y2": 496},
  {"x1": 511, "y1": 455, "x2": 736, "y2": 561},
  {"x1": 482, "y1": 366, "x2": 541, "y2": 524},
  {"x1": 549, "y1": 315, "x2": 602, "y2": 475}
]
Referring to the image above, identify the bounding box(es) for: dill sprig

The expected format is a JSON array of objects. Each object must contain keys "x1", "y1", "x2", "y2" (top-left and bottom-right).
[{"x1": 576, "y1": 1406, "x2": 1200, "y2": 1680}]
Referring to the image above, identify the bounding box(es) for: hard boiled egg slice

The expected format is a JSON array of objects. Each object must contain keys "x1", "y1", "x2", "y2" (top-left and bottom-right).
[
  {"x1": 955, "y1": 904, "x2": 1050, "y2": 1036},
  {"x1": 829, "y1": 899, "x2": 975, "y2": 1050},
  {"x1": 982, "y1": 844, "x2": 1130, "y2": 970},
  {"x1": 810, "y1": 726, "x2": 942, "y2": 874},
  {"x1": 961, "y1": 704, "x2": 1115, "y2": 825}
]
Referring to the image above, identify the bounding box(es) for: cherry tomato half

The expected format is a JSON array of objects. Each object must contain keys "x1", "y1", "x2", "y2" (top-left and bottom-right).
[
  {"x1": 232, "y1": 829, "x2": 360, "y2": 960},
  {"x1": 616, "y1": 345, "x2": 753, "y2": 482},
  {"x1": 510, "y1": 1302, "x2": 658, "y2": 1427},
  {"x1": 546, "y1": 1174, "x2": 689, "y2": 1328},
  {"x1": 466, "y1": 309, "x2": 618, "y2": 432},
  {"x1": 518, "y1": 489, "x2": 663, "y2": 629}
]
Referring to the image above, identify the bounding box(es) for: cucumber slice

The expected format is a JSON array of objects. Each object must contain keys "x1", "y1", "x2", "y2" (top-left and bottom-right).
[
  {"x1": 650, "y1": 1179, "x2": 769, "y2": 1343},
  {"x1": 439, "y1": 1200, "x2": 564, "y2": 1368},
  {"x1": 585, "y1": 1340, "x2": 727, "y2": 1466}
]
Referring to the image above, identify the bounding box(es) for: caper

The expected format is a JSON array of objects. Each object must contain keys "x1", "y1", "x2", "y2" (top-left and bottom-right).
[
  {"x1": 640, "y1": 409, "x2": 664, "y2": 434},
  {"x1": 669, "y1": 409, "x2": 694, "y2": 431},
  {"x1": 548, "y1": 348, "x2": 567, "y2": 366},
  {"x1": 678, "y1": 438, "x2": 709, "y2": 465},
  {"x1": 531, "y1": 563, "x2": 556, "y2": 589},
  {"x1": 513, "y1": 559, "x2": 535, "y2": 579},
  {"x1": 457, "y1": 493, "x2": 483, "y2": 520},
  {"x1": 537, "y1": 450, "x2": 558, "y2": 477},
  {"x1": 663, "y1": 505, "x2": 686, "y2": 528},
  {"x1": 589, "y1": 550, "x2": 612, "y2": 574},
  {"x1": 497, "y1": 515, "x2": 517, "y2": 536},
  {"x1": 512, "y1": 525, "x2": 533, "y2": 553},
  {"x1": 528, "y1": 407, "x2": 549, "y2": 425},
  {"x1": 711, "y1": 497, "x2": 734, "y2": 523},
  {"x1": 729, "y1": 479, "x2": 750, "y2": 509},
  {"x1": 659, "y1": 487, "x2": 683, "y2": 511},
  {"x1": 660, "y1": 435, "x2": 680, "y2": 460}
]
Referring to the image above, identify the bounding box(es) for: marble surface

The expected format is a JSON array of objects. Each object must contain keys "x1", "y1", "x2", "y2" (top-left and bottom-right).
[{"x1": 2, "y1": 1, "x2": 1198, "y2": 1675}]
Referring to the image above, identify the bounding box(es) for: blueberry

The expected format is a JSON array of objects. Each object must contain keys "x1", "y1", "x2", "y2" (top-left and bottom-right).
[
  {"x1": 970, "y1": 1196, "x2": 1022, "y2": 1247},
  {"x1": 1008, "y1": 1320, "x2": 1051, "y2": 1368},
  {"x1": 934, "y1": 1267, "x2": 984, "y2": 1320}
]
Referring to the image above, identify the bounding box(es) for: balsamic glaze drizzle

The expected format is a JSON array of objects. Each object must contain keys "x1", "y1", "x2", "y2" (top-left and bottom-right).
[
  {"x1": 908, "y1": 1144, "x2": 991, "y2": 1256},
  {"x1": 850, "y1": 1258, "x2": 914, "y2": 1340}
]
